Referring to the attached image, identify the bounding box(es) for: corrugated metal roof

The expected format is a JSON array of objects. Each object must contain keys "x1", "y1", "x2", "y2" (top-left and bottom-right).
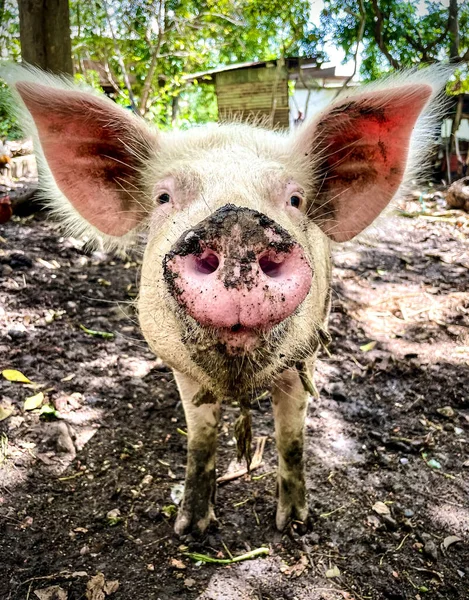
[
  {"x1": 183, "y1": 60, "x2": 275, "y2": 81},
  {"x1": 183, "y1": 58, "x2": 350, "y2": 85}
]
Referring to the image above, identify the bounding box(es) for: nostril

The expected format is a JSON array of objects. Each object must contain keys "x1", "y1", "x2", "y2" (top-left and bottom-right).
[
  {"x1": 195, "y1": 250, "x2": 219, "y2": 274},
  {"x1": 259, "y1": 254, "x2": 285, "y2": 278}
]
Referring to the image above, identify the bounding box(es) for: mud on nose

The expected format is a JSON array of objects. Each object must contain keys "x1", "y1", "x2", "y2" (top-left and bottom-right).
[{"x1": 163, "y1": 205, "x2": 313, "y2": 330}]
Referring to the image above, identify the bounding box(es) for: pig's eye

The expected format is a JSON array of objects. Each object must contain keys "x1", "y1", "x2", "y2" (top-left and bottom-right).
[
  {"x1": 158, "y1": 192, "x2": 171, "y2": 204},
  {"x1": 289, "y1": 195, "x2": 302, "y2": 209}
]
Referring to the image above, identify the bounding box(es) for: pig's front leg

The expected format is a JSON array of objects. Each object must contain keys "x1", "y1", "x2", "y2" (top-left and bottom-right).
[
  {"x1": 173, "y1": 371, "x2": 220, "y2": 537},
  {"x1": 272, "y1": 367, "x2": 310, "y2": 531}
]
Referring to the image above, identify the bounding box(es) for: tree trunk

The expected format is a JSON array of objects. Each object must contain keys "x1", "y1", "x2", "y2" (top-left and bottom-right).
[
  {"x1": 171, "y1": 95, "x2": 179, "y2": 127},
  {"x1": 139, "y1": 47, "x2": 161, "y2": 115},
  {"x1": 448, "y1": 0, "x2": 459, "y2": 61},
  {"x1": 371, "y1": 0, "x2": 401, "y2": 70},
  {"x1": 448, "y1": 0, "x2": 461, "y2": 156},
  {"x1": 17, "y1": 0, "x2": 73, "y2": 75},
  {"x1": 450, "y1": 94, "x2": 464, "y2": 167}
]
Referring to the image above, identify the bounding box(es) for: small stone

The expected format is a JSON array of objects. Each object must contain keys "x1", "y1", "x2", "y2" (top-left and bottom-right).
[
  {"x1": 145, "y1": 506, "x2": 161, "y2": 522},
  {"x1": 170, "y1": 558, "x2": 186, "y2": 570},
  {"x1": 367, "y1": 514, "x2": 382, "y2": 529},
  {"x1": 372, "y1": 501, "x2": 391, "y2": 516},
  {"x1": 403, "y1": 509, "x2": 414, "y2": 518},
  {"x1": 325, "y1": 382, "x2": 348, "y2": 402},
  {"x1": 8, "y1": 252, "x2": 33, "y2": 269},
  {"x1": 437, "y1": 406, "x2": 455, "y2": 419},
  {"x1": 1, "y1": 264, "x2": 13, "y2": 275},
  {"x1": 400, "y1": 457, "x2": 409, "y2": 465},
  {"x1": 382, "y1": 514, "x2": 398, "y2": 530},
  {"x1": 8, "y1": 329, "x2": 27, "y2": 340},
  {"x1": 423, "y1": 539, "x2": 438, "y2": 561}
]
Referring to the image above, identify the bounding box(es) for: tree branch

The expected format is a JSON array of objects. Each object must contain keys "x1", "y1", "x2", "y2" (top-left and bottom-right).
[
  {"x1": 335, "y1": 0, "x2": 365, "y2": 98},
  {"x1": 139, "y1": 0, "x2": 165, "y2": 115},
  {"x1": 460, "y1": 47, "x2": 469, "y2": 62},
  {"x1": 370, "y1": 0, "x2": 401, "y2": 70},
  {"x1": 448, "y1": 0, "x2": 459, "y2": 61},
  {"x1": 101, "y1": 0, "x2": 138, "y2": 113}
]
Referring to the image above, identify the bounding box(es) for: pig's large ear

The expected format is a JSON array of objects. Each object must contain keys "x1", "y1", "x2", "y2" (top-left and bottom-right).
[
  {"x1": 3, "y1": 65, "x2": 157, "y2": 245},
  {"x1": 294, "y1": 74, "x2": 444, "y2": 242}
]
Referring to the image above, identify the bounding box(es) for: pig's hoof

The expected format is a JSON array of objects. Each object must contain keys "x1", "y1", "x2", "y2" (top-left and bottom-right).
[
  {"x1": 276, "y1": 502, "x2": 310, "y2": 533},
  {"x1": 174, "y1": 505, "x2": 217, "y2": 538}
]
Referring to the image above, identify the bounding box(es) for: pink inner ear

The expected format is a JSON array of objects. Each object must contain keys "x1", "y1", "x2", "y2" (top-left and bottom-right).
[
  {"x1": 310, "y1": 85, "x2": 432, "y2": 242},
  {"x1": 16, "y1": 82, "x2": 156, "y2": 237}
]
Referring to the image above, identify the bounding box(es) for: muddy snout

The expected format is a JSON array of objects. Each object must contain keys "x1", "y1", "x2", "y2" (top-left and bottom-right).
[{"x1": 163, "y1": 205, "x2": 312, "y2": 330}]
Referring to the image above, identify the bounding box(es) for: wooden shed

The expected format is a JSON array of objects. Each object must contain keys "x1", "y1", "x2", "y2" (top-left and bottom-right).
[{"x1": 185, "y1": 57, "x2": 349, "y2": 129}]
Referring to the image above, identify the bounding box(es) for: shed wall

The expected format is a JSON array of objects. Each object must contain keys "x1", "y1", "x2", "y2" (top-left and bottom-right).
[{"x1": 215, "y1": 66, "x2": 289, "y2": 128}]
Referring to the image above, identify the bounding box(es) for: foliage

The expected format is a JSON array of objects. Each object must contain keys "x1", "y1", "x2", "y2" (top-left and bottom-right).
[
  {"x1": 6, "y1": 0, "x2": 468, "y2": 132},
  {"x1": 68, "y1": 0, "x2": 315, "y2": 127},
  {"x1": 315, "y1": 0, "x2": 469, "y2": 81},
  {"x1": 0, "y1": 0, "x2": 22, "y2": 139},
  {"x1": 0, "y1": 0, "x2": 20, "y2": 61},
  {"x1": 0, "y1": 81, "x2": 22, "y2": 140}
]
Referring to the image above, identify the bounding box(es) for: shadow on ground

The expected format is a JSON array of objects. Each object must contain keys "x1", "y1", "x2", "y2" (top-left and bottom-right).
[{"x1": 0, "y1": 209, "x2": 468, "y2": 600}]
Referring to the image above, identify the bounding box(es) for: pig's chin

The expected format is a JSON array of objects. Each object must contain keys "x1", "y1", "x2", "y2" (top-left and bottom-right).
[
  {"x1": 182, "y1": 318, "x2": 288, "y2": 395},
  {"x1": 215, "y1": 326, "x2": 261, "y2": 355}
]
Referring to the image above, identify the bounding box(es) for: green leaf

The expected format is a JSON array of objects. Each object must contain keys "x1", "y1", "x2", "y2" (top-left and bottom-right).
[
  {"x1": 39, "y1": 404, "x2": 59, "y2": 420},
  {"x1": 162, "y1": 504, "x2": 178, "y2": 518},
  {"x1": 360, "y1": 341, "x2": 377, "y2": 352},
  {"x1": 79, "y1": 324, "x2": 114, "y2": 339}
]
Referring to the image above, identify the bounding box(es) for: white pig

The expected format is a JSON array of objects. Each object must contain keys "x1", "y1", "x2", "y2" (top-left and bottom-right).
[{"x1": 3, "y1": 64, "x2": 448, "y2": 536}]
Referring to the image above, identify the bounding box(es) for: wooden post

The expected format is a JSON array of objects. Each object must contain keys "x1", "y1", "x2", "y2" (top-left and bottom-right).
[{"x1": 17, "y1": 0, "x2": 73, "y2": 75}]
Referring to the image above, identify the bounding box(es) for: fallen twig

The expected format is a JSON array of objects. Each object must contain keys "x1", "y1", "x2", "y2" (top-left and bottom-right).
[
  {"x1": 184, "y1": 546, "x2": 269, "y2": 565},
  {"x1": 319, "y1": 499, "x2": 357, "y2": 518},
  {"x1": 217, "y1": 436, "x2": 267, "y2": 483}
]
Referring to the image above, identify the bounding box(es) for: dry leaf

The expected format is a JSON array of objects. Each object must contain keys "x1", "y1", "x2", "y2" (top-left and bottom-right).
[
  {"x1": 372, "y1": 501, "x2": 391, "y2": 516},
  {"x1": 325, "y1": 565, "x2": 341, "y2": 578},
  {"x1": 0, "y1": 406, "x2": 13, "y2": 421},
  {"x1": 37, "y1": 257, "x2": 60, "y2": 269},
  {"x1": 24, "y1": 392, "x2": 44, "y2": 411},
  {"x1": 2, "y1": 369, "x2": 31, "y2": 383},
  {"x1": 34, "y1": 585, "x2": 67, "y2": 600},
  {"x1": 86, "y1": 573, "x2": 105, "y2": 600},
  {"x1": 170, "y1": 558, "x2": 187, "y2": 570},
  {"x1": 442, "y1": 535, "x2": 462, "y2": 550},
  {"x1": 282, "y1": 554, "x2": 308, "y2": 577},
  {"x1": 61, "y1": 374, "x2": 75, "y2": 382},
  {"x1": 103, "y1": 580, "x2": 119, "y2": 595},
  {"x1": 86, "y1": 573, "x2": 118, "y2": 599}
]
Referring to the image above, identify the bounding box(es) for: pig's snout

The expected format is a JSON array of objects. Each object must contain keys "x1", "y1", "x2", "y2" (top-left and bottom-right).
[{"x1": 163, "y1": 205, "x2": 312, "y2": 330}]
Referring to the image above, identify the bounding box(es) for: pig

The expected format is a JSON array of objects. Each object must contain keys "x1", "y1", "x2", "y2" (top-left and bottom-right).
[{"x1": 3, "y1": 64, "x2": 448, "y2": 536}]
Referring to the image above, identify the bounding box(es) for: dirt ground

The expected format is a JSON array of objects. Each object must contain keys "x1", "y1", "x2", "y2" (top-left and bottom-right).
[{"x1": 1, "y1": 191, "x2": 468, "y2": 600}]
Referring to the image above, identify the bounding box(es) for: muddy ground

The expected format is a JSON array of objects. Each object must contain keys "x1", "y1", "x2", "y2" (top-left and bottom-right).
[{"x1": 1, "y1": 192, "x2": 468, "y2": 600}]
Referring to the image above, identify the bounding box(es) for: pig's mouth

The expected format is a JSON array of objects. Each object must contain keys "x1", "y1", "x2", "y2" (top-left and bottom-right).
[
  {"x1": 181, "y1": 316, "x2": 290, "y2": 393},
  {"x1": 216, "y1": 324, "x2": 262, "y2": 354}
]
